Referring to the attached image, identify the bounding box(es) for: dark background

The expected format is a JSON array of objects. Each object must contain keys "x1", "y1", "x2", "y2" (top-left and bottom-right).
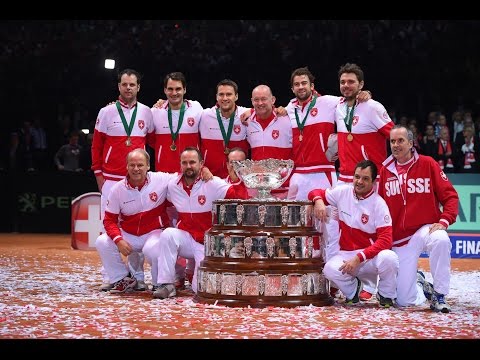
[{"x1": 2, "y1": 19, "x2": 480, "y2": 148}]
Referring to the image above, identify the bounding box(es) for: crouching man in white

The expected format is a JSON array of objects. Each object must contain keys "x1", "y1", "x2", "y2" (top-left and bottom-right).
[
  {"x1": 95, "y1": 148, "x2": 175, "y2": 293},
  {"x1": 145, "y1": 147, "x2": 248, "y2": 299},
  {"x1": 308, "y1": 160, "x2": 399, "y2": 307}
]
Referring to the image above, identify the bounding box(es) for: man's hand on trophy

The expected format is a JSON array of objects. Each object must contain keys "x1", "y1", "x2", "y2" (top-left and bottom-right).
[{"x1": 313, "y1": 199, "x2": 328, "y2": 223}]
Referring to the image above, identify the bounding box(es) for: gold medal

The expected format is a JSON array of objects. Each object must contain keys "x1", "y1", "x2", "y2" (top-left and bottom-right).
[
  {"x1": 125, "y1": 138, "x2": 131, "y2": 146},
  {"x1": 170, "y1": 143, "x2": 177, "y2": 151},
  {"x1": 299, "y1": 134, "x2": 303, "y2": 142},
  {"x1": 224, "y1": 147, "x2": 230, "y2": 155},
  {"x1": 347, "y1": 133, "x2": 354, "y2": 142}
]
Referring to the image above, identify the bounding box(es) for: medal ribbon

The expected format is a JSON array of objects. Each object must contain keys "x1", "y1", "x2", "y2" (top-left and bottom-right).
[
  {"x1": 294, "y1": 94, "x2": 317, "y2": 132},
  {"x1": 168, "y1": 102, "x2": 186, "y2": 142},
  {"x1": 116, "y1": 101, "x2": 137, "y2": 139},
  {"x1": 215, "y1": 107, "x2": 236, "y2": 149},
  {"x1": 344, "y1": 102, "x2": 356, "y2": 133}
]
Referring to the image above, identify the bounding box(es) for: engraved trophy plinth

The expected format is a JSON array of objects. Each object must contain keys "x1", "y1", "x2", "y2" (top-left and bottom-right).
[
  {"x1": 232, "y1": 159, "x2": 294, "y2": 200},
  {"x1": 193, "y1": 159, "x2": 333, "y2": 308}
]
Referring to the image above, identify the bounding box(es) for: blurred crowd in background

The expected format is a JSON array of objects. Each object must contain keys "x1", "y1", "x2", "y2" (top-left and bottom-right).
[{"x1": 1, "y1": 19, "x2": 479, "y2": 173}]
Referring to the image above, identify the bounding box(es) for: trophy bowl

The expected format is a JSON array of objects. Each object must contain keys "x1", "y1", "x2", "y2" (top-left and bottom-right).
[{"x1": 232, "y1": 158, "x2": 294, "y2": 199}]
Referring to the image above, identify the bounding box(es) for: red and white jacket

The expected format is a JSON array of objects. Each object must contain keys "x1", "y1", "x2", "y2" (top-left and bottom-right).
[
  {"x1": 246, "y1": 111, "x2": 292, "y2": 161},
  {"x1": 199, "y1": 105, "x2": 249, "y2": 178},
  {"x1": 286, "y1": 95, "x2": 339, "y2": 174},
  {"x1": 149, "y1": 100, "x2": 203, "y2": 173},
  {"x1": 167, "y1": 175, "x2": 248, "y2": 243},
  {"x1": 103, "y1": 171, "x2": 175, "y2": 243},
  {"x1": 378, "y1": 149, "x2": 459, "y2": 246},
  {"x1": 335, "y1": 99, "x2": 393, "y2": 182},
  {"x1": 308, "y1": 185, "x2": 393, "y2": 262},
  {"x1": 91, "y1": 99, "x2": 154, "y2": 181},
  {"x1": 246, "y1": 111, "x2": 293, "y2": 192}
]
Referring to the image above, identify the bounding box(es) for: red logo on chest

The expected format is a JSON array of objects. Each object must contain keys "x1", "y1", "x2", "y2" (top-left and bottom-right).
[
  {"x1": 361, "y1": 214, "x2": 369, "y2": 224},
  {"x1": 198, "y1": 195, "x2": 206, "y2": 205},
  {"x1": 310, "y1": 108, "x2": 318, "y2": 117},
  {"x1": 149, "y1": 192, "x2": 158, "y2": 202},
  {"x1": 234, "y1": 125, "x2": 241, "y2": 134},
  {"x1": 138, "y1": 120, "x2": 145, "y2": 130},
  {"x1": 272, "y1": 130, "x2": 279, "y2": 139},
  {"x1": 188, "y1": 117, "x2": 195, "y2": 127},
  {"x1": 352, "y1": 116, "x2": 359, "y2": 126}
]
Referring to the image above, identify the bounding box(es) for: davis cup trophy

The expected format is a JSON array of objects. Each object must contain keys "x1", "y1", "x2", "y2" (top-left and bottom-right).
[
  {"x1": 233, "y1": 158, "x2": 294, "y2": 199},
  {"x1": 193, "y1": 158, "x2": 333, "y2": 308}
]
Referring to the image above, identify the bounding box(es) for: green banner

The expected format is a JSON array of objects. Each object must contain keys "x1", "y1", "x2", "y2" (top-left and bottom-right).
[{"x1": 449, "y1": 184, "x2": 480, "y2": 232}]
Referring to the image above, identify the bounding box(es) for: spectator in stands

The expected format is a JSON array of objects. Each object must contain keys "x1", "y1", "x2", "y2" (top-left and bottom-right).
[
  {"x1": 54, "y1": 131, "x2": 83, "y2": 172},
  {"x1": 421, "y1": 124, "x2": 437, "y2": 158},
  {"x1": 408, "y1": 123, "x2": 423, "y2": 153},
  {"x1": 435, "y1": 127, "x2": 455, "y2": 173},
  {"x1": 455, "y1": 125, "x2": 480, "y2": 173},
  {"x1": 30, "y1": 117, "x2": 49, "y2": 171}
]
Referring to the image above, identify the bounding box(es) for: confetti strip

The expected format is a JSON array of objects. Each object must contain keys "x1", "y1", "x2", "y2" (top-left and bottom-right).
[{"x1": 0, "y1": 234, "x2": 478, "y2": 339}]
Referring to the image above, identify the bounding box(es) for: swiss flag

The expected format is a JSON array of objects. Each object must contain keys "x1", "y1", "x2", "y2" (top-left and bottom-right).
[{"x1": 71, "y1": 192, "x2": 102, "y2": 251}]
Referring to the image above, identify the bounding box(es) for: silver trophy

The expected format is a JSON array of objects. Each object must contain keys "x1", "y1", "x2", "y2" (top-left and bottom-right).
[{"x1": 233, "y1": 158, "x2": 294, "y2": 199}]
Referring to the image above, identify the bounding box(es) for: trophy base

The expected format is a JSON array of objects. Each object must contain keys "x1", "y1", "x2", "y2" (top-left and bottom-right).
[{"x1": 194, "y1": 257, "x2": 333, "y2": 308}]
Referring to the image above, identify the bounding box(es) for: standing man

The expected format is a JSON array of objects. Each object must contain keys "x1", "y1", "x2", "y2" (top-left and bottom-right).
[
  {"x1": 91, "y1": 68, "x2": 154, "y2": 291},
  {"x1": 95, "y1": 149, "x2": 174, "y2": 293},
  {"x1": 335, "y1": 63, "x2": 393, "y2": 184},
  {"x1": 199, "y1": 79, "x2": 250, "y2": 179},
  {"x1": 333, "y1": 63, "x2": 394, "y2": 300},
  {"x1": 285, "y1": 67, "x2": 371, "y2": 289},
  {"x1": 308, "y1": 160, "x2": 399, "y2": 307},
  {"x1": 149, "y1": 72, "x2": 203, "y2": 173},
  {"x1": 145, "y1": 147, "x2": 248, "y2": 299},
  {"x1": 245, "y1": 84, "x2": 292, "y2": 198},
  {"x1": 378, "y1": 125, "x2": 459, "y2": 313}
]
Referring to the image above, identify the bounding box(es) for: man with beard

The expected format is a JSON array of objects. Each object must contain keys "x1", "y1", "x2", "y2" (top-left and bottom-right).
[
  {"x1": 333, "y1": 63, "x2": 394, "y2": 300},
  {"x1": 145, "y1": 147, "x2": 248, "y2": 299}
]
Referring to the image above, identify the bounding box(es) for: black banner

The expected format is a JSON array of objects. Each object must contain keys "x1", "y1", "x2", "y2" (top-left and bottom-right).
[{"x1": 1, "y1": 171, "x2": 97, "y2": 233}]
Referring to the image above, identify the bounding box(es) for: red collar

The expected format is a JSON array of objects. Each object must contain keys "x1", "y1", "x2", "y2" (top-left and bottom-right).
[{"x1": 118, "y1": 97, "x2": 137, "y2": 109}]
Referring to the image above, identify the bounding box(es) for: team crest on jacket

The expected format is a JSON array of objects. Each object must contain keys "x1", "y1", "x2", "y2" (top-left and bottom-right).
[
  {"x1": 440, "y1": 171, "x2": 448, "y2": 181},
  {"x1": 384, "y1": 215, "x2": 390, "y2": 223},
  {"x1": 310, "y1": 108, "x2": 318, "y2": 117},
  {"x1": 138, "y1": 120, "x2": 145, "y2": 130},
  {"x1": 352, "y1": 116, "x2": 359, "y2": 126},
  {"x1": 149, "y1": 192, "x2": 158, "y2": 202},
  {"x1": 198, "y1": 195, "x2": 206, "y2": 205},
  {"x1": 187, "y1": 117, "x2": 195, "y2": 127},
  {"x1": 234, "y1": 125, "x2": 241, "y2": 134},
  {"x1": 272, "y1": 130, "x2": 279, "y2": 139},
  {"x1": 361, "y1": 214, "x2": 369, "y2": 224}
]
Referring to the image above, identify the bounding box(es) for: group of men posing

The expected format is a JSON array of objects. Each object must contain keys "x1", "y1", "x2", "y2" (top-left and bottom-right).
[{"x1": 91, "y1": 64, "x2": 458, "y2": 313}]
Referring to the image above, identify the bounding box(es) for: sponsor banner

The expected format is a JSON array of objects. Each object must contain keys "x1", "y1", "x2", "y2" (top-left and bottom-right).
[
  {"x1": 71, "y1": 192, "x2": 102, "y2": 251},
  {"x1": 448, "y1": 184, "x2": 480, "y2": 233},
  {"x1": 420, "y1": 233, "x2": 480, "y2": 259}
]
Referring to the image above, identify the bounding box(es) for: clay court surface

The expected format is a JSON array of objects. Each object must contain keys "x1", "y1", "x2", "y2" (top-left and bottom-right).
[{"x1": 0, "y1": 233, "x2": 479, "y2": 340}]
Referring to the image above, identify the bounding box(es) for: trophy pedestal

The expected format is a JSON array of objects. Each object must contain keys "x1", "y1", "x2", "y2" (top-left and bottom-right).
[{"x1": 194, "y1": 199, "x2": 333, "y2": 308}]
